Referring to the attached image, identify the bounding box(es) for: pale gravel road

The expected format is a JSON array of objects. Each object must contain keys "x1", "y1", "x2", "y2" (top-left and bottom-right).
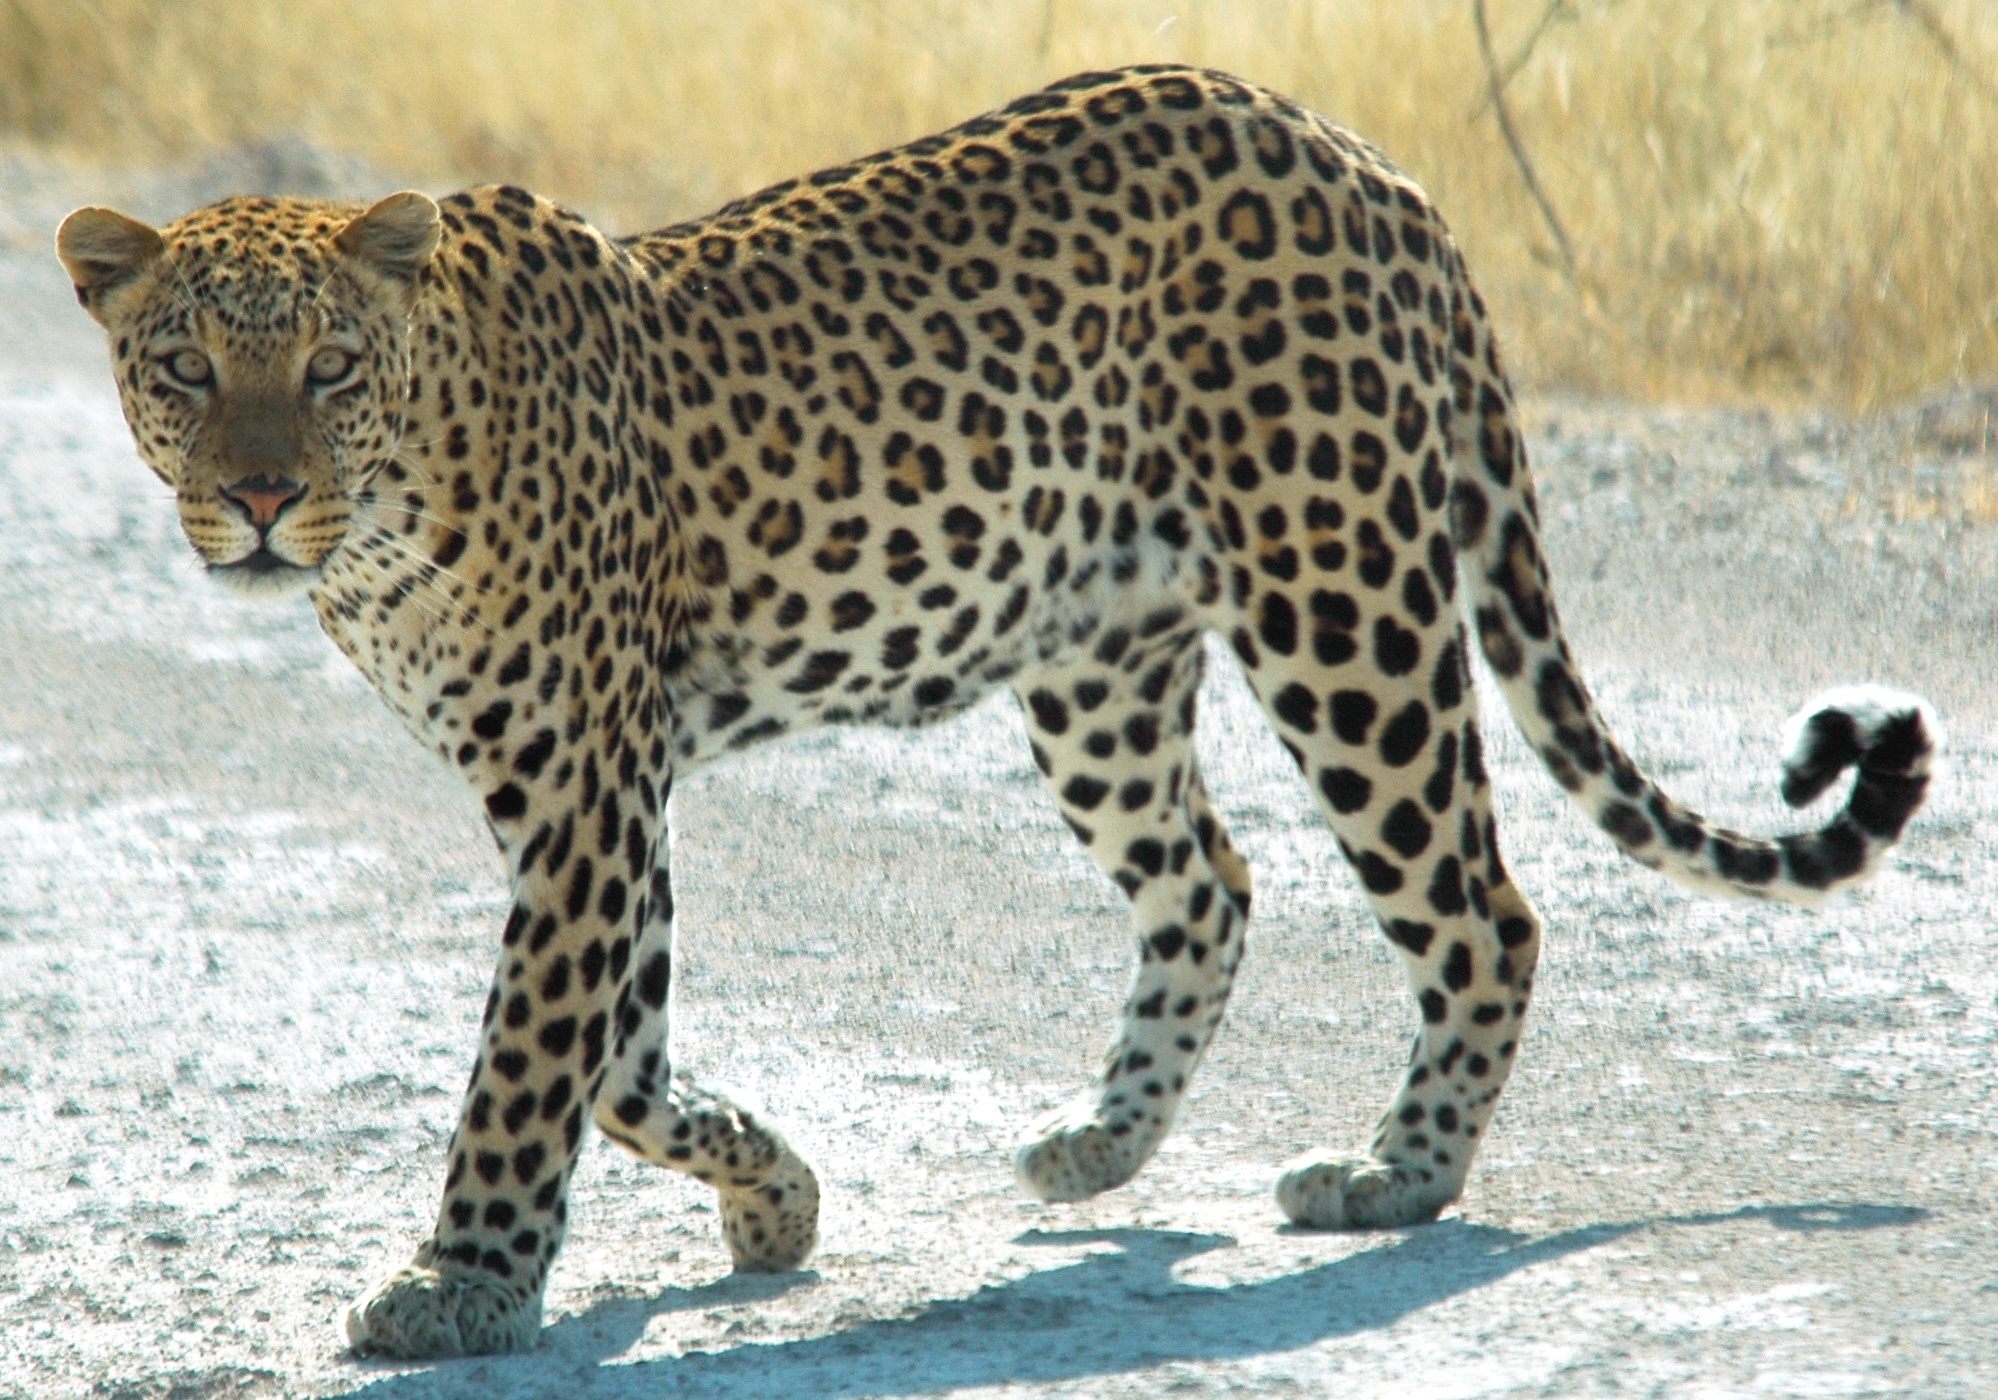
[{"x1": 1, "y1": 158, "x2": 1994, "y2": 1398}]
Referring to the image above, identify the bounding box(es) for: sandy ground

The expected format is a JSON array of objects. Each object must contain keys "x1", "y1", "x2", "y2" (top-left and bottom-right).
[{"x1": 1, "y1": 152, "x2": 1995, "y2": 1398}]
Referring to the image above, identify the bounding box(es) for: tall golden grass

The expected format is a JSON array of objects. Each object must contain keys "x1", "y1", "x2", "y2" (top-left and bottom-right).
[{"x1": 4, "y1": 0, "x2": 1994, "y2": 407}]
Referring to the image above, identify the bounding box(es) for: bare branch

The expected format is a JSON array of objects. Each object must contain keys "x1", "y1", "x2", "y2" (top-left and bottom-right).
[
  {"x1": 1766, "y1": 0, "x2": 1891, "y2": 51},
  {"x1": 1471, "y1": 0, "x2": 1578, "y2": 283},
  {"x1": 1891, "y1": 0, "x2": 1998, "y2": 105},
  {"x1": 1469, "y1": 0, "x2": 1574, "y2": 123}
]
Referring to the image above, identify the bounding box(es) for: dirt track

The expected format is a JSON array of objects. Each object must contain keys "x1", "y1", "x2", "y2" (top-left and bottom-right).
[{"x1": 1, "y1": 154, "x2": 1994, "y2": 1398}]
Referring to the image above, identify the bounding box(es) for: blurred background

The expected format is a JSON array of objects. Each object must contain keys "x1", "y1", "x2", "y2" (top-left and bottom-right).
[
  {"x1": 2, "y1": 0, "x2": 1994, "y2": 407},
  {"x1": 4, "y1": 13, "x2": 1996, "y2": 1392}
]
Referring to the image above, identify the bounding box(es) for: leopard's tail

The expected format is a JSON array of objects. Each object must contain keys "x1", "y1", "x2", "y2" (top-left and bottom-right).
[{"x1": 1442, "y1": 257, "x2": 1938, "y2": 904}]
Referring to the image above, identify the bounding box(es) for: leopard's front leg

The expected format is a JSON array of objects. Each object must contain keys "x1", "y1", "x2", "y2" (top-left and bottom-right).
[{"x1": 345, "y1": 767, "x2": 662, "y2": 1358}]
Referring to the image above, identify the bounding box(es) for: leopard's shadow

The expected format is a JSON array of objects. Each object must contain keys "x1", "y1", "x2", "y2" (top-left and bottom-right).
[{"x1": 339, "y1": 1203, "x2": 1923, "y2": 1398}]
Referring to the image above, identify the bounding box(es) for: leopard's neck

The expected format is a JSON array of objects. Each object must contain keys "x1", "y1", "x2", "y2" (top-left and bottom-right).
[{"x1": 311, "y1": 217, "x2": 698, "y2": 763}]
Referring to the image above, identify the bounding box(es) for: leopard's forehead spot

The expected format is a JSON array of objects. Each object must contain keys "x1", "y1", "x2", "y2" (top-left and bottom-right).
[{"x1": 159, "y1": 195, "x2": 367, "y2": 331}]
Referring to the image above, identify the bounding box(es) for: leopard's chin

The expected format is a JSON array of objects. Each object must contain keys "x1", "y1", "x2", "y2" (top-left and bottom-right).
[{"x1": 206, "y1": 548, "x2": 320, "y2": 598}]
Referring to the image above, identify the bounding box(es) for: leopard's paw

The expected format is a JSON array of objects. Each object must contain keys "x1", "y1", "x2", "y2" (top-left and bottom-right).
[
  {"x1": 1275, "y1": 1150, "x2": 1455, "y2": 1231},
  {"x1": 344, "y1": 1260, "x2": 541, "y2": 1358},
  {"x1": 1012, "y1": 1101, "x2": 1149, "y2": 1203},
  {"x1": 718, "y1": 1144, "x2": 820, "y2": 1272}
]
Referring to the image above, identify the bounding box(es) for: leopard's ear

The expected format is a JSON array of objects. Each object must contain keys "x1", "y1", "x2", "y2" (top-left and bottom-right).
[
  {"x1": 56, "y1": 206, "x2": 166, "y2": 323},
  {"x1": 335, "y1": 191, "x2": 441, "y2": 285}
]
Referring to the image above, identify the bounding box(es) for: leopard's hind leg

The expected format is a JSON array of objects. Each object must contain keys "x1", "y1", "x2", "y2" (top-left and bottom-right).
[
  {"x1": 1236, "y1": 602, "x2": 1542, "y2": 1228},
  {"x1": 591, "y1": 835, "x2": 820, "y2": 1272},
  {"x1": 1010, "y1": 613, "x2": 1255, "y2": 1202}
]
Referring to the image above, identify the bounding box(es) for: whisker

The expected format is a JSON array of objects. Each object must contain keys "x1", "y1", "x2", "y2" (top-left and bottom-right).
[
  {"x1": 387, "y1": 449, "x2": 444, "y2": 487},
  {"x1": 354, "y1": 420, "x2": 445, "y2": 491},
  {"x1": 342, "y1": 553, "x2": 479, "y2": 635},
  {"x1": 307, "y1": 271, "x2": 343, "y2": 320},
  {"x1": 357, "y1": 500, "x2": 478, "y2": 540},
  {"x1": 388, "y1": 586, "x2": 468, "y2": 637},
  {"x1": 163, "y1": 251, "x2": 204, "y2": 327},
  {"x1": 345, "y1": 533, "x2": 502, "y2": 637},
  {"x1": 354, "y1": 446, "x2": 429, "y2": 492},
  {"x1": 366, "y1": 528, "x2": 497, "y2": 600}
]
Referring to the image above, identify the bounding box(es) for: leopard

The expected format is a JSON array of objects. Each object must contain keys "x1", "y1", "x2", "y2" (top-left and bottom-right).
[{"x1": 56, "y1": 65, "x2": 1938, "y2": 1359}]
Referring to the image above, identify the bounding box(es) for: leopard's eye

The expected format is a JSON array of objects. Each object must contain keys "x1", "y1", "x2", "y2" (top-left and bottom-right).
[
  {"x1": 306, "y1": 347, "x2": 360, "y2": 388},
  {"x1": 162, "y1": 348, "x2": 212, "y2": 387}
]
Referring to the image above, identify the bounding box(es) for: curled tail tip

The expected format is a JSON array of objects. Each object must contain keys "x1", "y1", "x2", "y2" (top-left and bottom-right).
[{"x1": 1778, "y1": 685, "x2": 1941, "y2": 814}]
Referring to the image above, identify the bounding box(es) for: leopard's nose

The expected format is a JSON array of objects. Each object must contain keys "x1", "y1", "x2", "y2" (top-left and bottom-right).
[{"x1": 220, "y1": 475, "x2": 305, "y2": 529}]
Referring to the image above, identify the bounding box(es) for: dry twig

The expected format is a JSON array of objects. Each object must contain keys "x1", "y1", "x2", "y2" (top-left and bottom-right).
[
  {"x1": 1468, "y1": 0, "x2": 1574, "y2": 122},
  {"x1": 1772, "y1": 0, "x2": 1998, "y2": 105},
  {"x1": 1890, "y1": 0, "x2": 1998, "y2": 105},
  {"x1": 1471, "y1": 0, "x2": 1578, "y2": 283}
]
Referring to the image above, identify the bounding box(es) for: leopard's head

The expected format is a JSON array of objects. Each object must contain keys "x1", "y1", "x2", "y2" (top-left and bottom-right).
[{"x1": 57, "y1": 192, "x2": 440, "y2": 595}]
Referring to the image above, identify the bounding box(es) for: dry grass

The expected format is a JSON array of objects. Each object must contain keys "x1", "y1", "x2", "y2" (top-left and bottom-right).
[{"x1": 4, "y1": 0, "x2": 1995, "y2": 407}]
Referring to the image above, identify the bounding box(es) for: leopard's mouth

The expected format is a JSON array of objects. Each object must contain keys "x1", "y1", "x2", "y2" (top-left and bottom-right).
[
  {"x1": 229, "y1": 545, "x2": 295, "y2": 574},
  {"x1": 207, "y1": 545, "x2": 320, "y2": 596}
]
